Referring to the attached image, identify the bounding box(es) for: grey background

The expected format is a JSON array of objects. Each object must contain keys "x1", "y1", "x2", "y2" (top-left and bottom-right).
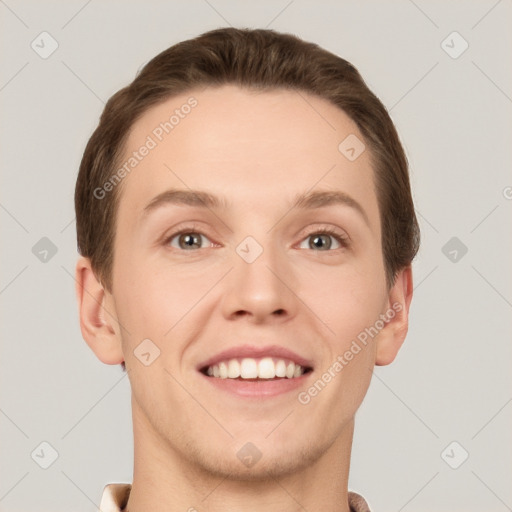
[{"x1": 1, "y1": 1, "x2": 511, "y2": 511}]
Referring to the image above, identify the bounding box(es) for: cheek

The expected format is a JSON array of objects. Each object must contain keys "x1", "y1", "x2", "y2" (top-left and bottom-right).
[
  {"x1": 301, "y1": 262, "x2": 387, "y2": 341},
  {"x1": 113, "y1": 254, "x2": 218, "y2": 337}
]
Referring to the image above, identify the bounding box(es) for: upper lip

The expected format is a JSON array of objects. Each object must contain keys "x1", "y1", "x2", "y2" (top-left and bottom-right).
[{"x1": 197, "y1": 345, "x2": 314, "y2": 371}]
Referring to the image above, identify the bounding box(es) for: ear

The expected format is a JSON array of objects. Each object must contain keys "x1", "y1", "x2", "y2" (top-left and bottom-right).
[
  {"x1": 375, "y1": 266, "x2": 414, "y2": 366},
  {"x1": 75, "y1": 256, "x2": 125, "y2": 365}
]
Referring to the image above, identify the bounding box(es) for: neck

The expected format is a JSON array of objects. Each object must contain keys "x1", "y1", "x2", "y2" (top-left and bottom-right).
[{"x1": 124, "y1": 395, "x2": 354, "y2": 512}]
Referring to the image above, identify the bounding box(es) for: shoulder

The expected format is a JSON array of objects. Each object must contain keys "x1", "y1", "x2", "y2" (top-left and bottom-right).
[
  {"x1": 348, "y1": 490, "x2": 372, "y2": 512},
  {"x1": 98, "y1": 483, "x2": 132, "y2": 511}
]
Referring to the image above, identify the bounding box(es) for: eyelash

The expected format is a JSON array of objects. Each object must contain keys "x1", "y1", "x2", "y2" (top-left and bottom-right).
[
  {"x1": 306, "y1": 227, "x2": 350, "y2": 249},
  {"x1": 162, "y1": 225, "x2": 350, "y2": 252}
]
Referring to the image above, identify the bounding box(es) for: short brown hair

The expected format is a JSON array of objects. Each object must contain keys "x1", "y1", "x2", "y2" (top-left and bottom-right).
[{"x1": 75, "y1": 27, "x2": 420, "y2": 371}]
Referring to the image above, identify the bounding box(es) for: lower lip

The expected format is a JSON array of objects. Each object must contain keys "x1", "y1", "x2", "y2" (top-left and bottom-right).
[{"x1": 200, "y1": 372, "x2": 313, "y2": 398}]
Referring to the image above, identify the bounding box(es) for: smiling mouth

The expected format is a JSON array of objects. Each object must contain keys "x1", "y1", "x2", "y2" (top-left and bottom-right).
[{"x1": 200, "y1": 357, "x2": 314, "y2": 380}]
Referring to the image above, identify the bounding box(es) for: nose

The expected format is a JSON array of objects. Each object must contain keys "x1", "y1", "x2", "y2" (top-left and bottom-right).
[{"x1": 220, "y1": 240, "x2": 298, "y2": 324}]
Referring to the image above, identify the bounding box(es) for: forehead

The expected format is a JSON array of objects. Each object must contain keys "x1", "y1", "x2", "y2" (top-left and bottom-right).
[{"x1": 116, "y1": 84, "x2": 379, "y2": 227}]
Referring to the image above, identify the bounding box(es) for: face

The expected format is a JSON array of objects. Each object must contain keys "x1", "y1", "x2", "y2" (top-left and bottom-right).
[{"x1": 99, "y1": 84, "x2": 404, "y2": 479}]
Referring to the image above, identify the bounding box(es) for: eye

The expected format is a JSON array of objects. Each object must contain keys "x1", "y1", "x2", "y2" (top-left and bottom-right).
[
  {"x1": 298, "y1": 228, "x2": 349, "y2": 251},
  {"x1": 165, "y1": 229, "x2": 213, "y2": 250},
  {"x1": 162, "y1": 226, "x2": 348, "y2": 252}
]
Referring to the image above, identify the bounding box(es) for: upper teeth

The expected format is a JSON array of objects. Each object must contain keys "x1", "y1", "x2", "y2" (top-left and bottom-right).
[{"x1": 206, "y1": 357, "x2": 306, "y2": 379}]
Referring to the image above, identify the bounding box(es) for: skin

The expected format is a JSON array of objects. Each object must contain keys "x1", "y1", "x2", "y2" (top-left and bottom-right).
[{"x1": 76, "y1": 84, "x2": 413, "y2": 512}]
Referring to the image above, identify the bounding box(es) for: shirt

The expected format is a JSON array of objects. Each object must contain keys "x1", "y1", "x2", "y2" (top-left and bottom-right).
[{"x1": 98, "y1": 483, "x2": 372, "y2": 511}]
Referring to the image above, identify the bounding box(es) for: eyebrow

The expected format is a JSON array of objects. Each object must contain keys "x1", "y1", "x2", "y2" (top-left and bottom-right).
[{"x1": 142, "y1": 188, "x2": 370, "y2": 225}]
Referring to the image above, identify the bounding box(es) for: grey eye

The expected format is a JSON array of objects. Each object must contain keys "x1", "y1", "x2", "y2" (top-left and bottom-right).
[
  {"x1": 169, "y1": 232, "x2": 211, "y2": 250},
  {"x1": 298, "y1": 233, "x2": 342, "y2": 251}
]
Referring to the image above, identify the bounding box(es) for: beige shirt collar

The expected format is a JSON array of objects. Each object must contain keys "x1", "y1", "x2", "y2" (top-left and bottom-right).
[{"x1": 98, "y1": 483, "x2": 371, "y2": 511}]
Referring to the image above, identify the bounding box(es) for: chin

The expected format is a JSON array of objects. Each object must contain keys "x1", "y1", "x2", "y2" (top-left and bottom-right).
[{"x1": 183, "y1": 437, "x2": 326, "y2": 482}]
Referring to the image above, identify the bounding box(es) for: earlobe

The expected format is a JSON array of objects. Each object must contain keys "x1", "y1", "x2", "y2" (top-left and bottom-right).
[
  {"x1": 75, "y1": 257, "x2": 125, "y2": 365},
  {"x1": 375, "y1": 266, "x2": 414, "y2": 366}
]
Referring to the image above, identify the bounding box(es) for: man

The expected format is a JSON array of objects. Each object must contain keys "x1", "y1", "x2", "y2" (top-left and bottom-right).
[{"x1": 74, "y1": 27, "x2": 419, "y2": 512}]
